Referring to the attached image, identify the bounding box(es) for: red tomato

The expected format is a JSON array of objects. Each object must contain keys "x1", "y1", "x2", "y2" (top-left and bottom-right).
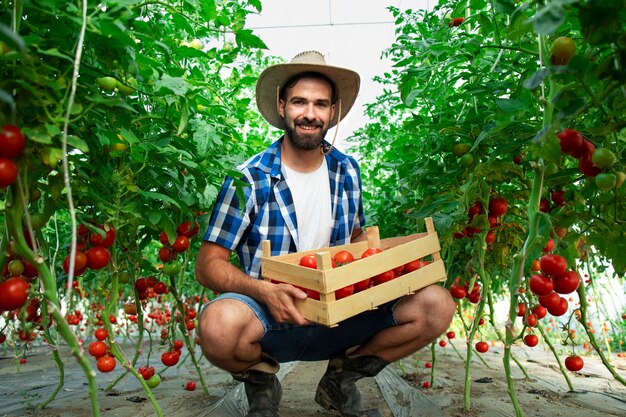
[
  {"x1": 556, "y1": 129, "x2": 583, "y2": 155},
  {"x1": 403, "y1": 259, "x2": 430, "y2": 273},
  {"x1": 542, "y1": 238, "x2": 555, "y2": 253},
  {"x1": 547, "y1": 297, "x2": 569, "y2": 316},
  {"x1": 299, "y1": 255, "x2": 317, "y2": 269},
  {"x1": 553, "y1": 271, "x2": 581, "y2": 294},
  {"x1": 570, "y1": 137, "x2": 594, "y2": 159},
  {"x1": 578, "y1": 153, "x2": 603, "y2": 177},
  {"x1": 177, "y1": 221, "x2": 200, "y2": 238},
  {"x1": 488, "y1": 197, "x2": 508, "y2": 217},
  {"x1": 335, "y1": 284, "x2": 354, "y2": 300},
  {"x1": 475, "y1": 341, "x2": 489, "y2": 353},
  {"x1": 564, "y1": 355, "x2": 584, "y2": 372},
  {"x1": 0, "y1": 157, "x2": 18, "y2": 188},
  {"x1": 86, "y1": 247, "x2": 110, "y2": 270},
  {"x1": 531, "y1": 304, "x2": 547, "y2": 319},
  {"x1": 360, "y1": 248, "x2": 382, "y2": 258},
  {"x1": 449, "y1": 284, "x2": 466, "y2": 299},
  {"x1": 538, "y1": 291, "x2": 561, "y2": 309},
  {"x1": 551, "y1": 190, "x2": 566, "y2": 207},
  {"x1": 173, "y1": 339, "x2": 184, "y2": 351},
  {"x1": 485, "y1": 230, "x2": 496, "y2": 244},
  {"x1": 446, "y1": 331, "x2": 455, "y2": 339},
  {"x1": 306, "y1": 289, "x2": 320, "y2": 300},
  {"x1": 97, "y1": 355, "x2": 116, "y2": 373},
  {"x1": 373, "y1": 270, "x2": 395, "y2": 286},
  {"x1": 172, "y1": 235, "x2": 190, "y2": 252},
  {"x1": 353, "y1": 278, "x2": 371, "y2": 292},
  {"x1": 0, "y1": 125, "x2": 26, "y2": 159},
  {"x1": 159, "y1": 230, "x2": 170, "y2": 245},
  {"x1": 89, "y1": 225, "x2": 116, "y2": 248},
  {"x1": 153, "y1": 282, "x2": 168, "y2": 295},
  {"x1": 88, "y1": 341, "x2": 108, "y2": 358},
  {"x1": 525, "y1": 313, "x2": 538, "y2": 327},
  {"x1": 540, "y1": 254, "x2": 567, "y2": 277},
  {"x1": 161, "y1": 351, "x2": 180, "y2": 366},
  {"x1": 185, "y1": 380, "x2": 197, "y2": 391},
  {"x1": 529, "y1": 274, "x2": 554, "y2": 296},
  {"x1": 438, "y1": 340, "x2": 446, "y2": 347},
  {"x1": 467, "y1": 201, "x2": 483, "y2": 218},
  {"x1": 0, "y1": 276, "x2": 30, "y2": 311},
  {"x1": 333, "y1": 250, "x2": 354, "y2": 266},
  {"x1": 516, "y1": 303, "x2": 526, "y2": 317},
  {"x1": 524, "y1": 334, "x2": 539, "y2": 347},
  {"x1": 539, "y1": 198, "x2": 550, "y2": 213},
  {"x1": 62, "y1": 251, "x2": 88, "y2": 274},
  {"x1": 94, "y1": 328, "x2": 108, "y2": 341},
  {"x1": 158, "y1": 247, "x2": 174, "y2": 262},
  {"x1": 452, "y1": 17, "x2": 464, "y2": 26}
]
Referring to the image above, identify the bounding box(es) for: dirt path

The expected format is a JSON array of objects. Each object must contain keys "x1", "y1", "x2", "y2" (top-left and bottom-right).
[{"x1": 1, "y1": 341, "x2": 625, "y2": 417}]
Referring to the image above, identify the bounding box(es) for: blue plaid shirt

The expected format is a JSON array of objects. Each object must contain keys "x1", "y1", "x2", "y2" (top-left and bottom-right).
[{"x1": 204, "y1": 138, "x2": 366, "y2": 279}]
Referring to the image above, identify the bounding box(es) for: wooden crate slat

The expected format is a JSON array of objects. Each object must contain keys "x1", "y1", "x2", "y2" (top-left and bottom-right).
[
  {"x1": 260, "y1": 217, "x2": 447, "y2": 327},
  {"x1": 298, "y1": 260, "x2": 446, "y2": 326}
]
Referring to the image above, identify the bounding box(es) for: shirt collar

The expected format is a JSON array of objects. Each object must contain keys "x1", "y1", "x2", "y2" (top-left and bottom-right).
[{"x1": 251, "y1": 136, "x2": 350, "y2": 178}]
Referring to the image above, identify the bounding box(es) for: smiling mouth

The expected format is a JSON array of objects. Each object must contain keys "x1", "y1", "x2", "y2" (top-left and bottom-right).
[{"x1": 296, "y1": 123, "x2": 322, "y2": 132}]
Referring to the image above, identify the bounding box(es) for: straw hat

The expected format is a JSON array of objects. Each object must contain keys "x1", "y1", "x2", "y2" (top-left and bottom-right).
[{"x1": 256, "y1": 50, "x2": 361, "y2": 130}]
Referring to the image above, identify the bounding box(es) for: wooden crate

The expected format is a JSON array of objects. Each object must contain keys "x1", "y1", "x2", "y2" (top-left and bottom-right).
[{"x1": 260, "y1": 217, "x2": 447, "y2": 327}]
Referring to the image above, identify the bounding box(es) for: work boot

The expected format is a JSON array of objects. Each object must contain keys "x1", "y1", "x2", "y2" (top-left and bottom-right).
[
  {"x1": 231, "y1": 355, "x2": 282, "y2": 417},
  {"x1": 315, "y1": 350, "x2": 389, "y2": 417}
]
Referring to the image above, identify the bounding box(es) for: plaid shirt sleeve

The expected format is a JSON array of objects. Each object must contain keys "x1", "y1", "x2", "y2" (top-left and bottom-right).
[{"x1": 204, "y1": 173, "x2": 254, "y2": 252}]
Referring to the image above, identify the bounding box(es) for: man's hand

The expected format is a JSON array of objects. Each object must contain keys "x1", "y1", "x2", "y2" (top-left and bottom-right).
[{"x1": 262, "y1": 282, "x2": 311, "y2": 326}]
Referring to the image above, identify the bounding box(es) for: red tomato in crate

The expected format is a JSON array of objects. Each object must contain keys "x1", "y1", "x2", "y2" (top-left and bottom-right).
[
  {"x1": 333, "y1": 250, "x2": 354, "y2": 266},
  {"x1": 373, "y1": 270, "x2": 395, "y2": 286},
  {"x1": 299, "y1": 255, "x2": 317, "y2": 269},
  {"x1": 335, "y1": 285, "x2": 354, "y2": 300}
]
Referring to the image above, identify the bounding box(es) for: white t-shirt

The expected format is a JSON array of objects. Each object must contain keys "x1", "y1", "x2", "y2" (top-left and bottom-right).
[{"x1": 282, "y1": 158, "x2": 332, "y2": 251}]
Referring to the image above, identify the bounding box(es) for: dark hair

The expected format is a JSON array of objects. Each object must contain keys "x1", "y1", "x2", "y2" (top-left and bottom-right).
[{"x1": 279, "y1": 72, "x2": 337, "y2": 103}]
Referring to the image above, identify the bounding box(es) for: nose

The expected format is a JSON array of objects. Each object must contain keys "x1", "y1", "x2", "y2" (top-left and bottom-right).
[{"x1": 302, "y1": 103, "x2": 316, "y2": 120}]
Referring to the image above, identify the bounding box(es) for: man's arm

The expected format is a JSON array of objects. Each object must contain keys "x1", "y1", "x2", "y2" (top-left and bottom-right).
[{"x1": 195, "y1": 241, "x2": 310, "y2": 325}]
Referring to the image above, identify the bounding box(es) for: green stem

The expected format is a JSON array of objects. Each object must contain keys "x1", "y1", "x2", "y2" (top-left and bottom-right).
[
  {"x1": 536, "y1": 324, "x2": 574, "y2": 391},
  {"x1": 577, "y1": 283, "x2": 626, "y2": 387},
  {"x1": 6, "y1": 189, "x2": 101, "y2": 417},
  {"x1": 167, "y1": 274, "x2": 210, "y2": 396}
]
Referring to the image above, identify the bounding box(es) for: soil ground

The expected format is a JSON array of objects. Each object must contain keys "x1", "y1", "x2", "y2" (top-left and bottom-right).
[{"x1": 0, "y1": 341, "x2": 625, "y2": 417}]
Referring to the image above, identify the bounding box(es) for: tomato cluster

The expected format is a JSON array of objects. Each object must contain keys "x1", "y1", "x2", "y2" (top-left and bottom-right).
[
  {"x1": 158, "y1": 221, "x2": 199, "y2": 276},
  {"x1": 0, "y1": 125, "x2": 25, "y2": 188},
  {"x1": 455, "y1": 197, "x2": 508, "y2": 244},
  {"x1": 528, "y1": 254, "x2": 581, "y2": 318},
  {"x1": 296, "y1": 248, "x2": 431, "y2": 301}
]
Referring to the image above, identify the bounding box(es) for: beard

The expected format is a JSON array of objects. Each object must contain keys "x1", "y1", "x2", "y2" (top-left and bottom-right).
[{"x1": 283, "y1": 118, "x2": 329, "y2": 151}]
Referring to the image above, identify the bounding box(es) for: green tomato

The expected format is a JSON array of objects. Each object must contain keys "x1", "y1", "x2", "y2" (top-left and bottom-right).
[
  {"x1": 452, "y1": 143, "x2": 471, "y2": 157},
  {"x1": 595, "y1": 173, "x2": 616, "y2": 191},
  {"x1": 118, "y1": 272, "x2": 131, "y2": 284},
  {"x1": 7, "y1": 259, "x2": 25, "y2": 276},
  {"x1": 116, "y1": 78, "x2": 137, "y2": 96},
  {"x1": 96, "y1": 77, "x2": 118, "y2": 92},
  {"x1": 162, "y1": 260, "x2": 182, "y2": 276},
  {"x1": 459, "y1": 153, "x2": 474, "y2": 168},
  {"x1": 591, "y1": 148, "x2": 617, "y2": 169},
  {"x1": 146, "y1": 374, "x2": 161, "y2": 388}
]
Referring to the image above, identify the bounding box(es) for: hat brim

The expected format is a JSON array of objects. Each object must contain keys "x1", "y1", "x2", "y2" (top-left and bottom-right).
[{"x1": 256, "y1": 62, "x2": 360, "y2": 130}]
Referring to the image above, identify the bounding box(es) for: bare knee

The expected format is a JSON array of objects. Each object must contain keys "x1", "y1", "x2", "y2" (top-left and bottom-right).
[
  {"x1": 198, "y1": 300, "x2": 262, "y2": 367},
  {"x1": 397, "y1": 284, "x2": 455, "y2": 334}
]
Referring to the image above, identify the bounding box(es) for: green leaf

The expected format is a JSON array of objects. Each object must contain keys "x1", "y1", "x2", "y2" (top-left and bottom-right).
[
  {"x1": 0, "y1": 23, "x2": 26, "y2": 54},
  {"x1": 234, "y1": 29, "x2": 268, "y2": 49},
  {"x1": 67, "y1": 135, "x2": 89, "y2": 153},
  {"x1": 139, "y1": 191, "x2": 181, "y2": 209},
  {"x1": 523, "y1": 68, "x2": 549, "y2": 90},
  {"x1": 155, "y1": 75, "x2": 192, "y2": 97}
]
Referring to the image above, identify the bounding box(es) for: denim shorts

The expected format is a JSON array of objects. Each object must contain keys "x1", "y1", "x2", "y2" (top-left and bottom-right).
[{"x1": 202, "y1": 292, "x2": 399, "y2": 363}]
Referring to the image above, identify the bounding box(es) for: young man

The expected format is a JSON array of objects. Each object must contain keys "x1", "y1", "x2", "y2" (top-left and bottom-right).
[{"x1": 196, "y1": 51, "x2": 455, "y2": 417}]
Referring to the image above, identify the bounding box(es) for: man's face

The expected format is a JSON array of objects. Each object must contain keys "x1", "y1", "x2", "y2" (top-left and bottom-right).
[{"x1": 278, "y1": 77, "x2": 336, "y2": 151}]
